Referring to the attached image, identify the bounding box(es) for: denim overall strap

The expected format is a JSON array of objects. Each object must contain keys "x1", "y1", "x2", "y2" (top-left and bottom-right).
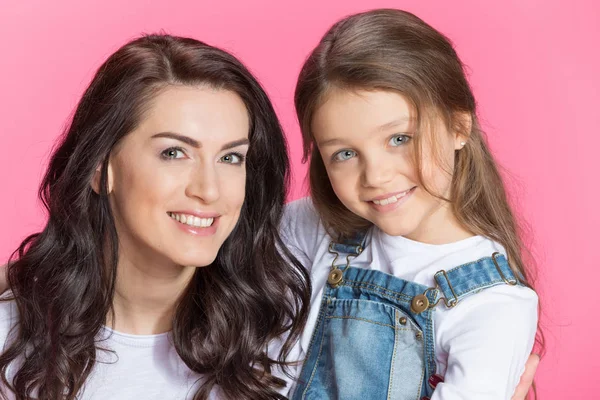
[
  {"x1": 433, "y1": 253, "x2": 523, "y2": 308},
  {"x1": 293, "y1": 232, "x2": 438, "y2": 400},
  {"x1": 329, "y1": 230, "x2": 368, "y2": 255}
]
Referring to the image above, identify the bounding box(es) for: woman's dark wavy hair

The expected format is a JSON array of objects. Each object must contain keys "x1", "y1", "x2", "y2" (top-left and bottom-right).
[{"x1": 0, "y1": 34, "x2": 310, "y2": 400}]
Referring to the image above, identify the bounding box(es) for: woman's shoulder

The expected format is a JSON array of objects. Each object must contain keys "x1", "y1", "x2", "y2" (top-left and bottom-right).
[
  {"x1": 0, "y1": 292, "x2": 19, "y2": 350},
  {"x1": 0, "y1": 292, "x2": 17, "y2": 319}
]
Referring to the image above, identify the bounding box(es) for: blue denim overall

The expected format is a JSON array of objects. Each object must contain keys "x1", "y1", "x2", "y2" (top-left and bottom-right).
[{"x1": 291, "y1": 232, "x2": 523, "y2": 400}]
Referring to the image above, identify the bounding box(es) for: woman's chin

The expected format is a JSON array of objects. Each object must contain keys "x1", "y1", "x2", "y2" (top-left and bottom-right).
[{"x1": 171, "y1": 254, "x2": 218, "y2": 269}]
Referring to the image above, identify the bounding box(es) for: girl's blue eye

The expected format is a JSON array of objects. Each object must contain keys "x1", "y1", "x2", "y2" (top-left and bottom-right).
[
  {"x1": 161, "y1": 147, "x2": 186, "y2": 159},
  {"x1": 333, "y1": 149, "x2": 357, "y2": 162},
  {"x1": 220, "y1": 152, "x2": 245, "y2": 165},
  {"x1": 389, "y1": 134, "x2": 411, "y2": 147}
]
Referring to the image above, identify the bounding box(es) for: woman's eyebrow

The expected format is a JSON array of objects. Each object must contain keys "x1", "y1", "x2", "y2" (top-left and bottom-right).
[{"x1": 151, "y1": 133, "x2": 249, "y2": 151}]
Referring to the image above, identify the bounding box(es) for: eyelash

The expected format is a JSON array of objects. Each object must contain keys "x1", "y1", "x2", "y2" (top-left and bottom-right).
[
  {"x1": 161, "y1": 146, "x2": 186, "y2": 160},
  {"x1": 160, "y1": 147, "x2": 246, "y2": 165},
  {"x1": 332, "y1": 149, "x2": 357, "y2": 162},
  {"x1": 220, "y1": 152, "x2": 246, "y2": 165},
  {"x1": 389, "y1": 134, "x2": 412, "y2": 146},
  {"x1": 330, "y1": 134, "x2": 412, "y2": 163}
]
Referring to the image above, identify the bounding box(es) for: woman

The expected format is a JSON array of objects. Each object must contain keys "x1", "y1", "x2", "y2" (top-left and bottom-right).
[{"x1": 0, "y1": 34, "x2": 310, "y2": 400}]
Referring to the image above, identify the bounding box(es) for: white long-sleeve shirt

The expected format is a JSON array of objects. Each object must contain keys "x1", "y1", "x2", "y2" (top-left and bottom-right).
[
  {"x1": 0, "y1": 196, "x2": 537, "y2": 399},
  {"x1": 0, "y1": 296, "x2": 218, "y2": 399},
  {"x1": 279, "y1": 197, "x2": 538, "y2": 399}
]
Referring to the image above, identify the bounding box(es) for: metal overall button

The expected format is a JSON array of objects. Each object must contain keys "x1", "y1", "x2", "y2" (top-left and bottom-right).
[
  {"x1": 328, "y1": 268, "x2": 344, "y2": 286},
  {"x1": 327, "y1": 240, "x2": 362, "y2": 288},
  {"x1": 411, "y1": 294, "x2": 429, "y2": 314}
]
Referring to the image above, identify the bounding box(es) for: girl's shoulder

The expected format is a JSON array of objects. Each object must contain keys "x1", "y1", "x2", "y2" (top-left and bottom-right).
[{"x1": 434, "y1": 237, "x2": 539, "y2": 337}]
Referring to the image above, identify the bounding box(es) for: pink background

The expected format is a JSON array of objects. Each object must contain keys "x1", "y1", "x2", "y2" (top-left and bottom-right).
[{"x1": 0, "y1": 0, "x2": 598, "y2": 396}]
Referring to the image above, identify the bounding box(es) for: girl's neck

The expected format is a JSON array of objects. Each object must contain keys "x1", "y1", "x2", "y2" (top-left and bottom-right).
[
  {"x1": 109, "y1": 250, "x2": 196, "y2": 335},
  {"x1": 402, "y1": 202, "x2": 473, "y2": 245}
]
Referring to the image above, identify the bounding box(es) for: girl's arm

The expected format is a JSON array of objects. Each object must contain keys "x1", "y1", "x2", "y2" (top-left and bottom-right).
[
  {"x1": 431, "y1": 354, "x2": 540, "y2": 399},
  {"x1": 511, "y1": 354, "x2": 540, "y2": 400},
  {"x1": 432, "y1": 285, "x2": 538, "y2": 400}
]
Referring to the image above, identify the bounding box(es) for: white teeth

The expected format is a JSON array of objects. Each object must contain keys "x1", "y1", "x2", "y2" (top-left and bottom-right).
[
  {"x1": 168, "y1": 213, "x2": 215, "y2": 228},
  {"x1": 372, "y1": 189, "x2": 411, "y2": 206}
]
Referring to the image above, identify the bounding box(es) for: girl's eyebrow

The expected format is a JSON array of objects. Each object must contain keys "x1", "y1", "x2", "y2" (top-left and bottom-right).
[
  {"x1": 318, "y1": 137, "x2": 345, "y2": 147},
  {"x1": 318, "y1": 116, "x2": 413, "y2": 147},
  {"x1": 151, "y1": 132, "x2": 249, "y2": 150},
  {"x1": 375, "y1": 116, "x2": 411, "y2": 132}
]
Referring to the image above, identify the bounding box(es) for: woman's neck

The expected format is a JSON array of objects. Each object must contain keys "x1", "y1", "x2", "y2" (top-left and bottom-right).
[{"x1": 109, "y1": 251, "x2": 196, "y2": 335}]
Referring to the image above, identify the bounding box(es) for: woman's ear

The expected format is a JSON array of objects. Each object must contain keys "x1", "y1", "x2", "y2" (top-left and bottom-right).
[
  {"x1": 90, "y1": 161, "x2": 114, "y2": 194},
  {"x1": 453, "y1": 112, "x2": 472, "y2": 150}
]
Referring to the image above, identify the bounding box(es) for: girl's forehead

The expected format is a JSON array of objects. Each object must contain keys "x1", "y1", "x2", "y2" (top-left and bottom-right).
[{"x1": 312, "y1": 89, "x2": 414, "y2": 134}]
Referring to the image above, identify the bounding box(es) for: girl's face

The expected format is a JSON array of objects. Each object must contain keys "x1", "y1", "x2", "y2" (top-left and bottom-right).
[
  {"x1": 99, "y1": 86, "x2": 249, "y2": 270},
  {"x1": 312, "y1": 89, "x2": 466, "y2": 243}
]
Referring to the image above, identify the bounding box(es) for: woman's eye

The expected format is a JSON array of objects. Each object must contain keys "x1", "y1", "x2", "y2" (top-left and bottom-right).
[
  {"x1": 333, "y1": 149, "x2": 357, "y2": 162},
  {"x1": 220, "y1": 152, "x2": 245, "y2": 165},
  {"x1": 389, "y1": 134, "x2": 411, "y2": 147},
  {"x1": 161, "y1": 147, "x2": 186, "y2": 159}
]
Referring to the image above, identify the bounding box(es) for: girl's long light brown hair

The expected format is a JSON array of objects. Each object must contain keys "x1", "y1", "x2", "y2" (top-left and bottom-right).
[{"x1": 295, "y1": 8, "x2": 543, "y2": 395}]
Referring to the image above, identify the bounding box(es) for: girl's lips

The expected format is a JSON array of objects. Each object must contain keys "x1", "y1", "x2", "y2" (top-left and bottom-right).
[
  {"x1": 370, "y1": 187, "x2": 415, "y2": 203},
  {"x1": 368, "y1": 187, "x2": 416, "y2": 213}
]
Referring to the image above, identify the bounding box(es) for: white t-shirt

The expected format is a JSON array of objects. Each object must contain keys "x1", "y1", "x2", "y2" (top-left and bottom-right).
[
  {"x1": 0, "y1": 297, "x2": 219, "y2": 400},
  {"x1": 279, "y1": 197, "x2": 538, "y2": 400}
]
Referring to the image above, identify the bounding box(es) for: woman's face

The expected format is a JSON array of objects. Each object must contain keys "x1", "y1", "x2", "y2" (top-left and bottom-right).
[{"x1": 102, "y1": 85, "x2": 250, "y2": 270}]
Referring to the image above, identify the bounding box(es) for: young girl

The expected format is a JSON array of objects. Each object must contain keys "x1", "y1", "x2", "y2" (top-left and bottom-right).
[
  {"x1": 0, "y1": 35, "x2": 311, "y2": 400},
  {"x1": 281, "y1": 9, "x2": 539, "y2": 399}
]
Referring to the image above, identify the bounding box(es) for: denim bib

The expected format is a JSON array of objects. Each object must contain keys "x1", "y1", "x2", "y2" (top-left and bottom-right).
[{"x1": 291, "y1": 232, "x2": 522, "y2": 400}]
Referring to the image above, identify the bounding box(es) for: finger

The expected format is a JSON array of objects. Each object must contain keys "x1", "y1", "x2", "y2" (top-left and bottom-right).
[
  {"x1": 511, "y1": 353, "x2": 540, "y2": 400},
  {"x1": 428, "y1": 374, "x2": 444, "y2": 390}
]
